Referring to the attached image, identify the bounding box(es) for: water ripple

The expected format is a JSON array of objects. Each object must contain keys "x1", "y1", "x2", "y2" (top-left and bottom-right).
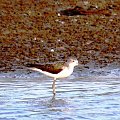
[{"x1": 0, "y1": 71, "x2": 120, "y2": 120}]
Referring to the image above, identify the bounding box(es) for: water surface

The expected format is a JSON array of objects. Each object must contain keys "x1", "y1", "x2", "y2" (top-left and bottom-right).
[{"x1": 0, "y1": 68, "x2": 120, "y2": 120}]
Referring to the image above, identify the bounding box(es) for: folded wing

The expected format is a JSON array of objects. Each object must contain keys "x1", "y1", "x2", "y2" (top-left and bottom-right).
[{"x1": 26, "y1": 63, "x2": 63, "y2": 74}]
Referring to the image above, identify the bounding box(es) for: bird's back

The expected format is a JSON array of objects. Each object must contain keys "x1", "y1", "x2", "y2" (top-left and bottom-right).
[{"x1": 26, "y1": 63, "x2": 63, "y2": 74}]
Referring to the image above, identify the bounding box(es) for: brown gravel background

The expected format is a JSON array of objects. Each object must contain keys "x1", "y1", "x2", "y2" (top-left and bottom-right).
[{"x1": 0, "y1": 0, "x2": 120, "y2": 71}]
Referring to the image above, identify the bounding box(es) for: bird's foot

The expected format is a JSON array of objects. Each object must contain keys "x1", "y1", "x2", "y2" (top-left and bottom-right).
[{"x1": 53, "y1": 89, "x2": 56, "y2": 95}]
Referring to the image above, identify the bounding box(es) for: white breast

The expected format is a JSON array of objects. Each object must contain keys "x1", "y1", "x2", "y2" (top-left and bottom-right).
[{"x1": 55, "y1": 67, "x2": 74, "y2": 79}]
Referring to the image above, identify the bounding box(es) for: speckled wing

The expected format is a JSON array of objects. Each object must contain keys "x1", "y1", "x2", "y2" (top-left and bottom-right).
[{"x1": 26, "y1": 63, "x2": 63, "y2": 74}]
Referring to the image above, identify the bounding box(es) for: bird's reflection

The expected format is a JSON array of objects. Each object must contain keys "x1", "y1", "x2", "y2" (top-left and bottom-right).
[
  {"x1": 46, "y1": 94, "x2": 68, "y2": 108},
  {"x1": 51, "y1": 94, "x2": 56, "y2": 101}
]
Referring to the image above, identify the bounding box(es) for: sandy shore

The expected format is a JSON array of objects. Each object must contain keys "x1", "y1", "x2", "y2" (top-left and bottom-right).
[{"x1": 0, "y1": 0, "x2": 120, "y2": 71}]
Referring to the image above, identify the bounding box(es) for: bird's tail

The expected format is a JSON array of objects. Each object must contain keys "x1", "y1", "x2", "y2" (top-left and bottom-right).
[{"x1": 27, "y1": 67, "x2": 57, "y2": 78}]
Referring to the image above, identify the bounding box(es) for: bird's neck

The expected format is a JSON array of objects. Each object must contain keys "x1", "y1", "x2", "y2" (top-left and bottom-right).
[{"x1": 68, "y1": 65, "x2": 74, "y2": 71}]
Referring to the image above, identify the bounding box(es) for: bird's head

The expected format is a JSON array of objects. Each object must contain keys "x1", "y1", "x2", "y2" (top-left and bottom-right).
[{"x1": 66, "y1": 57, "x2": 78, "y2": 67}]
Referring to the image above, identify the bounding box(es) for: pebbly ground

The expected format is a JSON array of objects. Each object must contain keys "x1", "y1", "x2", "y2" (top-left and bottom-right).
[{"x1": 0, "y1": 0, "x2": 120, "y2": 71}]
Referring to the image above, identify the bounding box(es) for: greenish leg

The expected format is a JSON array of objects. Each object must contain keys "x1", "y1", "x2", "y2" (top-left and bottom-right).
[{"x1": 52, "y1": 78, "x2": 56, "y2": 95}]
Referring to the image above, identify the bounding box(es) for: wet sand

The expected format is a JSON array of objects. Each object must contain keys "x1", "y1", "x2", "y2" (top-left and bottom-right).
[{"x1": 0, "y1": 0, "x2": 120, "y2": 71}]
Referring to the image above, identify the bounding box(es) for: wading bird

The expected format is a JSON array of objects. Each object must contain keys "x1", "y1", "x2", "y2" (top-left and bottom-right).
[{"x1": 26, "y1": 57, "x2": 78, "y2": 95}]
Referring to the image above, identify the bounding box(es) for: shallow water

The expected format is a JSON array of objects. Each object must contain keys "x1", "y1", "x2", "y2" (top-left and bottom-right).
[{"x1": 0, "y1": 68, "x2": 120, "y2": 120}]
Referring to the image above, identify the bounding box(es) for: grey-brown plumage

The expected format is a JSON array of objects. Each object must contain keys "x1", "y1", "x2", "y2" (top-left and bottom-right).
[{"x1": 26, "y1": 63, "x2": 63, "y2": 74}]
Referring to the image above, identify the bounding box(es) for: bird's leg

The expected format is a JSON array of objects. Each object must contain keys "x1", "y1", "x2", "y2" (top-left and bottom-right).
[{"x1": 52, "y1": 78, "x2": 56, "y2": 95}]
